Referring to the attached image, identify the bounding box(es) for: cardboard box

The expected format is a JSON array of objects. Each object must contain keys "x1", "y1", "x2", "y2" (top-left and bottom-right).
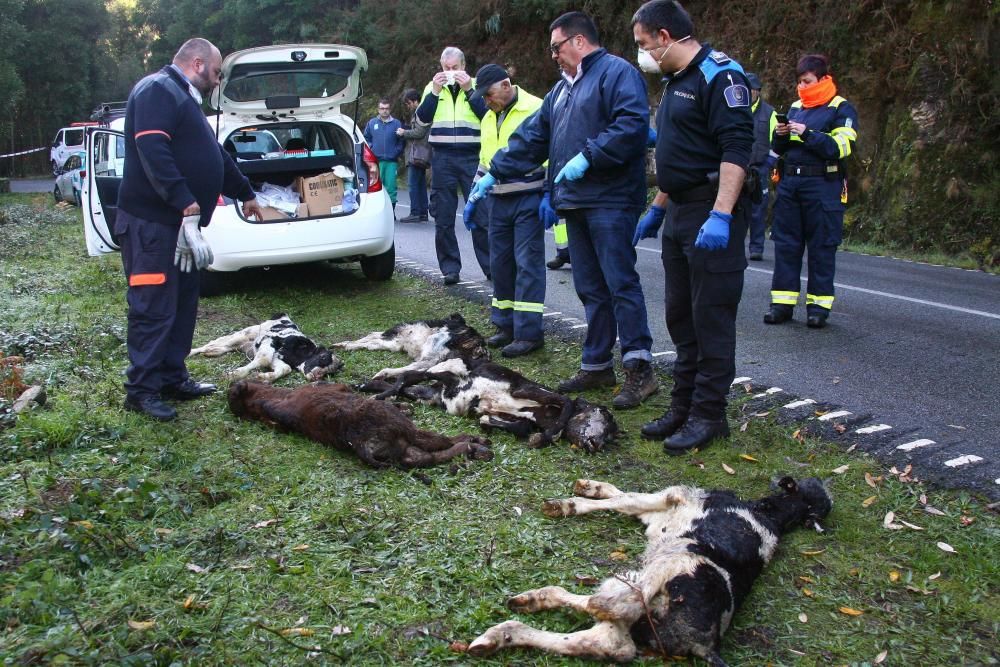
[
  {"x1": 297, "y1": 173, "x2": 344, "y2": 217},
  {"x1": 258, "y1": 203, "x2": 310, "y2": 220}
]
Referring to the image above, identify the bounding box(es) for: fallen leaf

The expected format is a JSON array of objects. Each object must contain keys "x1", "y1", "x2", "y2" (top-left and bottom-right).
[
  {"x1": 883, "y1": 512, "x2": 903, "y2": 530},
  {"x1": 609, "y1": 550, "x2": 628, "y2": 562},
  {"x1": 740, "y1": 421, "x2": 749, "y2": 432},
  {"x1": 798, "y1": 576, "x2": 814, "y2": 584},
  {"x1": 839, "y1": 607, "x2": 864, "y2": 616},
  {"x1": 689, "y1": 458, "x2": 705, "y2": 469},
  {"x1": 801, "y1": 588, "x2": 814, "y2": 597},
  {"x1": 928, "y1": 572, "x2": 942, "y2": 580},
  {"x1": 832, "y1": 464, "x2": 849, "y2": 474},
  {"x1": 753, "y1": 411, "x2": 770, "y2": 417},
  {"x1": 919, "y1": 493, "x2": 928, "y2": 505},
  {"x1": 721, "y1": 463, "x2": 735, "y2": 475},
  {"x1": 292, "y1": 544, "x2": 310, "y2": 551},
  {"x1": 849, "y1": 568, "x2": 860, "y2": 577},
  {"x1": 844, "y1": 442, "x2": 857, "y2": 451},
  {"x1": 71, "y1": 520, "x2": 93, "y2": 529},
  {"x1": 959, "y1": 515, "x2": 975, "y2": 526},
  {"x1": 833, "y1": 423, "x2": 847, "y2": 434},
  {"x1": 154, "y1": 527, "x2": 174, "y2": 538},
  {"x1": 889, "y1": 466, "x2": 900, "y2": 475},
  {"x1": 449, "y1": 641, "x2": 469, "y2": 653},
  {"x1": 183, "y1": 594, "x2": 196, "y2": 609},
  {"x1": 899, "y1": 520, "x2": 924, "y2": 531},
  {"x1": 875, "y1": 649, "x2": 888, "y2": 664},
  {"x1": 798, "y1": 613, "x2": 808, "y2": 623},
  {"x1": 800, "y1": 549, "x2": 825, "y2": 557},
  {"x1": 865, "y1": 472, "x2": 881, "y2": 488},
  {"x1": 128, "y1": 619, "x2": 156, "y2": 631},
  {"x1": 862, "y1": 495, "x2": 878, "y2": 507},
  {"x1": 937, "y1": 542, "x2": 956, "y2": 553},
  {"x1": 739, "y1": 454, "x2": 759, "y2": 462},
  {"x1": 280, "y1": 627, "x2": 314, "y2": 637},
  {"x1": 923, "y1": 506, "x2": 947, "y2": 516},
  {"x1": 814, "y1": 410, "x2": 829, "y2": 417},
  {"x1": 888, "y1": 570, "x2": 900, "y2": 583},
  {"x1": 574, "y1": 574, "x2": 600, "y2": 586},
  {"x1": 330, "y1": 625, "x2": 351, "y2": 636},
  {"x1": 742, "y1": 382, "x2": 752, "y2": 393},
  {"x1": 252, "y1": 519, "x2": 278, "y2": 529},
  {"x1": 906, "y1": 585, "x2": 934, "y2": 595},
  {"x1": 186, "y1": 563, "x2": 208, "y2": 574},
  {"x1": 512, "y1": 506, "x2": 522, "y2": 517}
]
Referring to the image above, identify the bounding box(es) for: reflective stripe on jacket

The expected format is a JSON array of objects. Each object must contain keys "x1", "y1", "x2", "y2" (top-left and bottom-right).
[
  {"x1": 419, "y1": 81, "x2": 483, "y2": 148},
  {"x1": 480, "y1": 87, "x2": 546, "y2": 195}
]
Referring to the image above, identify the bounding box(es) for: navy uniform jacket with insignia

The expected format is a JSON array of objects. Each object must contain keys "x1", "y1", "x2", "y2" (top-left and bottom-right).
[
  {"x1": 654, "y1": 45, "x2": 754, "y2": 195},
  {"x1": 771, "y1": 96, "x2": 858, "y2": 169}
]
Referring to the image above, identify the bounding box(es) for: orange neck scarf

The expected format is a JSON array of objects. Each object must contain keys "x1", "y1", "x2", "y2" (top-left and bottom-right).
[{"x1": 798, "y1": 75, "x2": 837, "y2": 108}]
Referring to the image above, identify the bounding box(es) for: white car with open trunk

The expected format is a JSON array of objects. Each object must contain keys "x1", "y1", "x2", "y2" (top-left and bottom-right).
[{"x1": 82, "y1": 44, "x2": 395, "y2": 293}]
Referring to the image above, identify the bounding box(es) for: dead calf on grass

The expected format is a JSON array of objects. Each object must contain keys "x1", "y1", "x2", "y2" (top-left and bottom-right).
[
  {"x1": 468, "y1": 476, "x2": 832, "y2": 665},
  {"x1": 228, "y1": 380, "x2": 493, "y2": 468}
]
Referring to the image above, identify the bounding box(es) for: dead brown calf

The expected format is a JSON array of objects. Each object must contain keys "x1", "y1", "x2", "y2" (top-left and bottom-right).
[{"x1": 228, "y1": 381, "x2": 493, "y2": 468}]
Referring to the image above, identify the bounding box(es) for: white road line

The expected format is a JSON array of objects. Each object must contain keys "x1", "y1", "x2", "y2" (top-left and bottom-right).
[
  {"x1": 652, "y1": 351, "x2": 676, "y2": 357},
  {"x1": 784, "y1": 398, "x2": 816, "y2": 409},
  {"x1": 457, "y1": 281, "x2": 477, "y2": 285},
  {"x1": 752, "y1": 387, "x2": 783, "y2": 398},
  {"x1": 995, "y1": 478, "x2": 1000, "y2": 485},
  {"x1": 944, "y1": 454, "x2": 983, "y2": 468},
  {"x1": 818, "y1": 410, "x2": 852, "y2": 421},
  {"x1": 897, "y1": 438, "x2": 935, "y2": 451},
  {"x1": 732, "y1": 376, "x2": 752, "y2": 385},
  {"x1": 542, "y1": 311, "x2": 562, "y2": 317},
  {"x1": 571, "y1": 323, "x2": 588, "y2": 329},
  {"x1": 856, "y1": 424, "x2": 892, "y2": 434}
]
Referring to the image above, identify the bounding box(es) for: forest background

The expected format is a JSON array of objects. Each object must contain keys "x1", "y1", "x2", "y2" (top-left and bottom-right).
[{"x1": 0, "y1": 0, "x2": 996, "y2": 266}]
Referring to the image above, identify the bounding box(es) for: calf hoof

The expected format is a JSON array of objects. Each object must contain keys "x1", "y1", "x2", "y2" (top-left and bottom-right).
[
  {"x1": 573, "y1": 479, "x2": 604, "y2": 498},
  {"x1": 468, "y1": 443, "x2": 494, "y2": 461},
  {"x1": 542, "y1": 499, "x2": 573, "y2": 518},
  {"x1": 527, "y1": 433, "x2": 552, "y2": 448},
  {"x1": 467, "y1": 621, "x2": 522, "y2": 657},
  {"x1": 507, "y1": 587, "x2": 558, "y2": 613}
]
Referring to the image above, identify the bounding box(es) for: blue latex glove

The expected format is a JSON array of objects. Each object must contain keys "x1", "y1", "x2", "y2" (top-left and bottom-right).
[
  {"x1": 632, "y1": 205, "x2": 666, "y2": 246},
  {"x1": 469, "y1": 172, "x2": 496, "y2": 203},
  {"x1": 647, "y1": 126, "x2": 657, "y2": 148},
  {"x1": 538, "y1": 193, "x2": 559, "y2": 229},
  {"x1": 553, "y1": 152, "x2": 589, "y2": 183},
  {"x1": 694, "y1": 210, "x2": 732, "y2": 251},
  {"x1": 463, "y1": 199, "x2": 478, "y2": 231}
]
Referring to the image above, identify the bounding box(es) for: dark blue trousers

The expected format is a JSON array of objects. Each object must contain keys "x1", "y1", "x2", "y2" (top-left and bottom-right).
[
  {"x1": 564, "y1": 207, "x2": 652, "y2": 370},
  {"x1": 661, "y1": 197, "x2": 748, "y2": 420},
  {"x1": 748, "y1": 164, "x2": 770, "y2": 255},
  {"x1": 429, "y1": 147, "x2": 490, "y2": 278},
  {"x1": 770, "y1": 175, "x2": 843, "y2": 314},
  {"x1": 115, "y1": 210, "x2": 198, "y2": 401},
  {"x1": 407, "y1": 164, "x2": 428, "y2": 217},
  {"x1": 488, "y1": 192, "x2": 545, "y2": 342}
]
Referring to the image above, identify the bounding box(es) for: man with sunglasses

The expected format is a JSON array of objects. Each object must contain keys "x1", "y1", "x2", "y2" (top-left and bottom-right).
[{"x1": 472, "y1": 11, "x2": 657, "y2": 409}]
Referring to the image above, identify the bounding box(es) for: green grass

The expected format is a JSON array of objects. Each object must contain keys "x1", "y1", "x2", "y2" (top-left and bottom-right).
[
  {"x1": 1, "y1": 194, "x2": 997, "y2": 665},
  {"x1": 841, "y1": 239, "x2": 996, "y2": 274}
]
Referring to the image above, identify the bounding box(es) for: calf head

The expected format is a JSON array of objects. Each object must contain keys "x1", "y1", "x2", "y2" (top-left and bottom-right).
[
  {"x1": 758, "y1": 476, "x2": 833, "y2": 534},
  {"x1": 443, "y1": 312, "x2": 489, "y2": 361},
  {"x1": 302, "y1": 346, "x2": 343, "y2": 381},
  {"x1": 564, "y1": 399, "x2": 618, "y2": 453}
]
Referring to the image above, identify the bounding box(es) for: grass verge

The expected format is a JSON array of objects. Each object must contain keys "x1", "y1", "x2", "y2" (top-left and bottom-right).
[{"x1": 1, "y1": 194, "x2": 997, "y2": 665}]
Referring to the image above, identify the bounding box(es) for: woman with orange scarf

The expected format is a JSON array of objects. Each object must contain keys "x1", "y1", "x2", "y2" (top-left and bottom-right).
[{"x1": 764, "y1": 54, "x2": 858, "y2": 329}]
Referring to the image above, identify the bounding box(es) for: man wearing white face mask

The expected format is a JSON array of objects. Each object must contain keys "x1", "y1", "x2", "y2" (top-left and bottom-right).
[{"x1": 631, "y1": 0, "x2": 754, "y2": 454}]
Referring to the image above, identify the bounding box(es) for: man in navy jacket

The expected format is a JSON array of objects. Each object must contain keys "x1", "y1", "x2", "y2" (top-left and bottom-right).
[
  {"x1": 478, "y1": 11, "x2": 657, "y2": 409},
  {"x1": 117, "y1": 37, "x2": 261, "y2": 421},
  {"x1": 363, "y1": 98, "x2": 404, "y2": 212}
]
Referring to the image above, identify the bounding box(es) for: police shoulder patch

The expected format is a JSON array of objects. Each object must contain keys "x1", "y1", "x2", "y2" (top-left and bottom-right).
[
  {"x1": 708, "y1": 51, "x2": 731, "y2": 64},
  {"x1": 722, "y1": 73, "x2": 750, "y2": 108}
]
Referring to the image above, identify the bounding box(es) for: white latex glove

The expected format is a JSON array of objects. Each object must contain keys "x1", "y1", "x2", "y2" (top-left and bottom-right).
[
  {"x1": 174, "y1": 219, "x2": 195, "y2": 273},
  {"x1": 176, "y1": 215, "x2": 213, "y2": 271}
]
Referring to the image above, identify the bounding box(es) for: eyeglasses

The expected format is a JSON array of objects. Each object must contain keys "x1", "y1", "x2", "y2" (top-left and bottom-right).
[{"x1": 549, "y1": 34, "x2": 578, "y2": 55}]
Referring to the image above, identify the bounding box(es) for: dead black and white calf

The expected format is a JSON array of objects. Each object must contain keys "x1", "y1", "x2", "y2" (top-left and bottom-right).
[
  {"x1": 228, "y1": 380, "x2": 493, "y2": 468},
  {"x1": 360, "y1": 356, "x2": 619, "y2": 453},
  {"x1": 334, "y1": 313, "x2": 487, "y2": 380},
  {"x1": 468, "y1": 476, "x2": 832, "y2": 665},
  {"x1": 189, "y1": 314, "x2": 341, "y2": 382}
]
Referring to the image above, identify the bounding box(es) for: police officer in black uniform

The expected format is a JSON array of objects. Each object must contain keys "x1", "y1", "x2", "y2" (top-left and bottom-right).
[{"x1": 631, "y1": 0, "x2": 754, "y2": 454}]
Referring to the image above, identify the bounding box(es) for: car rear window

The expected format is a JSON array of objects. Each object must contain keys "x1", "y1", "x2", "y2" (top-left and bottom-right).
[{"x1": 223, "y1": 60, "x2": 356, "y2": 103}]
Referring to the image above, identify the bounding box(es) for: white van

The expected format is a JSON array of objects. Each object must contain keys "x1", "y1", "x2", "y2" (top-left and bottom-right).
[
  {"x1": 82, "y1": 44, "x2": 395, "y2": 294},
  {"x1": 50, "y1": 126, "x2": 87, "y2": 174}
]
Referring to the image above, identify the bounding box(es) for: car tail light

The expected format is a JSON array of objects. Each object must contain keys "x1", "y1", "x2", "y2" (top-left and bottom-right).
[
  {"x1": 217, "y1": 195, "x2": 225, "y2": 205},
  {"x1": 79, "y1": 170, "x2": 86, "y2": 179},
  {"x1": 362, "y1": 144, "x2": 382, "y2": 192}
]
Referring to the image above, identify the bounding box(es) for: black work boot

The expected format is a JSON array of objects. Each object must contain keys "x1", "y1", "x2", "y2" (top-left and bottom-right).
[
  {"x1": 486, "y1": 328, "x2": 514, "y2": 348},
  {"x1": 557, "y1": 368, "x2": 617, "y2": 393},
  {"x1": 807, "y1": 311, "x2": 829, "y2": 329},
  {"x1": 161, "y1": 379, "x2": 217, "y2": 400},
  {"x1": 763, "y1": 305, "x2": 793, "y2": 324},
  {"x1": 641, "y1": 407, "x2": 689, "y2": 440},
  {"x1": 663, "y1": 416, "x2": 731, "y2": 455},
  {"x1": 546, "y1": 249, "x2": 570, "y2": 270},
  {"x1": 501, "y1": 339, "x2": 544, "y2": 358},
  {"x1": 612, "y1": 360, "x2": 658, "y2": 409},
  {"x1": 124, "y1": 395, "x2": 177, "y2": 422}
]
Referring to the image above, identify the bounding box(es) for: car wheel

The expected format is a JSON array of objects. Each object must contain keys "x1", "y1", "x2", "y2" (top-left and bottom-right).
[
  {"x1": 198, "y1": 269, "x2": 231, "y2": 297},
  {"x1": 360, "y1": 244, "x2": 395, "y2": 281},
  {"x1": 53, "y1": 184, "x2": 62, "y2": 202},
  {"x1": 51, "y1": 161, "x2": 58, "y2": 176}
]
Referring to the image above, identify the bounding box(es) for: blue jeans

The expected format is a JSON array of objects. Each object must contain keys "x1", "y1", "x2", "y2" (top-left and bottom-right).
[
  {"x1": 563, "y1": 207, "x2": 652, "y2": 370},
  {"x1": 430, "y1": 147, "x2": 490, "y2": 277},
  {"x1": 407, "y1": 164, "x2": 428, "y2": 217}
]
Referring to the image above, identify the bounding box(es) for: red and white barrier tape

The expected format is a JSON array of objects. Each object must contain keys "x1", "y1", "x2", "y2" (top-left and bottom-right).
[{"x1": 0, "y1": 147, "x2": 47, "y2": 159}]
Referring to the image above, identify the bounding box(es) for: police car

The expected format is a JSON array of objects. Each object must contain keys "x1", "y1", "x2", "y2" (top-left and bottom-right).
[{"x1": 82, "y1": 44, "x2": 395, "y2": 294}]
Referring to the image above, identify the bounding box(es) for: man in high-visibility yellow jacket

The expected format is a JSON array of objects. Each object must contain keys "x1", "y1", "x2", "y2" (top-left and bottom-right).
[
  {"x1": 416, "y1": 46, "x2": 490, "y2": 285},
  {"x1": 465, "y1": 64, "x2": 548, "y2": 358}
]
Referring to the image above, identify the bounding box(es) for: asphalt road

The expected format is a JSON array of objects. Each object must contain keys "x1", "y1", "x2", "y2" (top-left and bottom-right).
[
  {"x1": 391, "y1": 191, "x2": 1000, "y2": 500},
  {"x1": 10, "y1": 178, "x2": 997, "y2": 498}
]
